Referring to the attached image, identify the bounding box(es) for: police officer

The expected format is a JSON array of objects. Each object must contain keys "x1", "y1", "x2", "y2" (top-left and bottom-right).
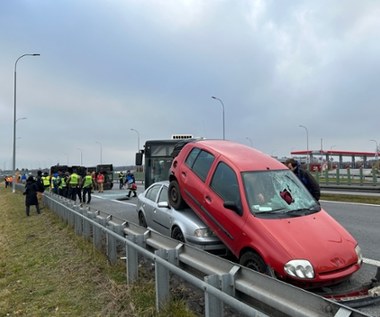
[
  {"x1": 60, "y1": 172, "x2": 69, "y2": 198},
  {"x1": 67, "y1": 169, "x2": 82, "y2": 203},
  {"x1": 42, "y1": 172, "x2": 51, "y2": 192},
  {"x1": 82, "y1": 171, "x2": 95, "y2": 204}
]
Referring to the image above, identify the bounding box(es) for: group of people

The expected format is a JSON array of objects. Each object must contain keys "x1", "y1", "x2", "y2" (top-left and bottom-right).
[
  {"x1": 21, "y1": 169, "x2": 110, "y2": 217},
  {"x1": 48, "y1": 169, "x2": 107, "y2": 203},
  {"x1": 21, "y1": 169, "x2": 139, "y2": 217}
]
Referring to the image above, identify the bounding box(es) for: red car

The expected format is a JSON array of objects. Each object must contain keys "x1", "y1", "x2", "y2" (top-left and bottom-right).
[{"x1": 168, "y1": 140, "x2": 362, "y2": 288}]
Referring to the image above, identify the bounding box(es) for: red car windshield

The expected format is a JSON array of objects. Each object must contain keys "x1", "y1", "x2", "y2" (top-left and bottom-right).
[{"x1": 242, "y1": 170, "x2": 320, "y2": 217}]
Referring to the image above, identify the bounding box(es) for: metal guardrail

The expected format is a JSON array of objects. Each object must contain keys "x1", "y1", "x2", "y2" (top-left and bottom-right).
[{"x1": 28, "y1": 188, "x2": 370, "y2": 317}]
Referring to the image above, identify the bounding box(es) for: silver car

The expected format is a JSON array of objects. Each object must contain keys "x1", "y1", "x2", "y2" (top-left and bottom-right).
[{"x1": 137, "y1": 181, "x2": 227, "y2": 255}]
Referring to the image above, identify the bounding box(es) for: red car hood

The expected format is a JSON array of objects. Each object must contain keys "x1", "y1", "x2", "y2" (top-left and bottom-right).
[{"x1": 256, "y1": 210, "x2": 358, "y2": 274}]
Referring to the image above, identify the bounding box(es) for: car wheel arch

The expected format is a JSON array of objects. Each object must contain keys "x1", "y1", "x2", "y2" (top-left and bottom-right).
[
  {"x1": 171, "y1": 225, "x2": 186, "y2": 243},
  {"x1": 239, "y1": 247, "x2": 270, "y2": 275},
  {"x1": 168, "y1": 179, "x2": 187, "y2": 210},
  {"x1": 138, "y1": 210, "x2": 148, "y2": 228}
]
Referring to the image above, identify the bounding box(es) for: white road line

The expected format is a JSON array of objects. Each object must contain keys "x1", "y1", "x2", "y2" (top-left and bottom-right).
[
  {"x1": 363, "y1": 258, "x2": 380, "y2": 267},
  {"x1": 111, "y1": 199, "x2": 137, "y2": 207}
]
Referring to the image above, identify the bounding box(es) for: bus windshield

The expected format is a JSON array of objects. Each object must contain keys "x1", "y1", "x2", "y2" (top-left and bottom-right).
[{"x1": 143, "y1": 140, "x2": 178, "y2": 189}]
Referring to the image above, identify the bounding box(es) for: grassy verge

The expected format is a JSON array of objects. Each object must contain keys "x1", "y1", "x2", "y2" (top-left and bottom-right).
[
  {"x1": 321, "y1": 193, "x2": 380, "y2": 205},
  {"x1": 0, "y1": 187, "x2": 195, "y2": 317}
]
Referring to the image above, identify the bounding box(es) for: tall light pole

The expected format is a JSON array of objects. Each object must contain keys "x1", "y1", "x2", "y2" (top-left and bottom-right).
[
  {"x1": 211, "y1": 96, "x2": 225, "y2": 140},
  {"x1": 77, "y1": 148, "x2": 83, "y2": 166},
  {"x1": 12, "y1": 53, "x2": 40, "y2": 193},
  {"x1": 96, "y1": 141, "x2": 103, "y2": 164},
  {"x1": 370, "y1": 139, "x2": 379, "y2": 162},
  {"x1": 299, "y1": 125, "x2": 309, "y2": 167},
  {"x1": 130, "y1": 128, "x2": 140, "y2": 151}
]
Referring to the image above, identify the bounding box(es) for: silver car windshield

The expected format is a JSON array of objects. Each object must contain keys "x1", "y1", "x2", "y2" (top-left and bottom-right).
[{"x1": 242, "y1": 170, "x2": 319, "y2": 216}]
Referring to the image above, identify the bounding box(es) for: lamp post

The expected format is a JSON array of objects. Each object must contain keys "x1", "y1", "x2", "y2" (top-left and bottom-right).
[
  {"x1": 96, "y1": 141, "x2": 103, "y2": 164},
  {"x1": 12, "y1": 53, "x2": 40, "y2": 193},
  {"x1": 77, "y1": 148, "x2": 83, "y2": 166},
  {"x1": 370, "y1": 139, "x2": 379, "y2": 162},
  {"x1": 299, "y1": 125, "x2": 309, "y2": 168},
  {"x1": 130, "y1": 128, "x2": 140, "y2": 151},
  {"x1": 211, "y1": 96, "x2": 225, "y2": 140}
]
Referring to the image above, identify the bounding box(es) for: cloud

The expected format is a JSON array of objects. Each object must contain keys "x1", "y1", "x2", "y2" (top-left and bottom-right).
[{"x1": 1, "y1": 0, "x2": 379, "y2": 170}]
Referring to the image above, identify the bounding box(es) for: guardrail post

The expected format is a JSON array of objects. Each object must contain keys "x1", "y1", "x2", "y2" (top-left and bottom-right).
[
  {"x1": 94, "y1": 212, "x2": 105, "y2": 251},
  {"x1": 155, "y1": 248, "x2": 171, "y2": 312},
  {"x1": 126, "y1": 235, "x2": 140, "y2": 283},
  {"x1": 204, "y1": 265, "x2": 239, "y2": 317},
  {"x1": 106, "y1": 218, "x2": 124, "y2": 265},
  {"x1": 75, "y1": 206, "x2": 83, "y2": 236},
  {"x1": 83, "y1": 209, "x2": 95, "y2": 241},
  {"x1": 347, "y1": 168, "x2": 351, "y2": 185},
  {"x1": 205, "y1": 274, "x2": 223, "y2": 317}
]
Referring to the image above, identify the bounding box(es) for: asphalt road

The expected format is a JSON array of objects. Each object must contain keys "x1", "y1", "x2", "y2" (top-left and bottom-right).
[{"x1": 88, "y1": 185, "x2": 380, "y2": 316}]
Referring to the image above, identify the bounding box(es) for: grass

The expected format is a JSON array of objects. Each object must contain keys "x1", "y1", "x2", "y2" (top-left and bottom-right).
[
  {"x1": 0, "y1": 186, "x2": 196, "y2": 317},
  {"x1": 1, "y1": 184, "x2": 378, "y2": 317},
  {"x1": 321, "y1": 193, "x2": 380, "y2": 205}
]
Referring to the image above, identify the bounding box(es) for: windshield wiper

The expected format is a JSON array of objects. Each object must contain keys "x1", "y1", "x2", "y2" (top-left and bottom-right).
[
  {"x1": 287, "y1": 206, "x2": 320, "y2": 217},
  {"x1": 255, "y1": 208, "x2": 286, "y2": 214}
]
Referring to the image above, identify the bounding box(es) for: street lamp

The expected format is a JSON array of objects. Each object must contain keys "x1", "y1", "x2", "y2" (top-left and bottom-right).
[
  {"x1": 299, "y1": 125, "x2": 309, "y2": 167},
  {"x1": 370, "y1": 139, "x2": 379, "y2": 161},
  {"x1": 96, "y1": 141, "x2": 103, "y2": 164},
  {"x1": 12, "y1": 53, "x2": 40, "y2": 193},
  {"x1": 77, "y1": 148, "x2": 83, "y2": 166},
  {"x1": 211, "y1": 96, "x2": 225, "y2": 140},
  {"x1": 130, "y1": 128, "x2": 140, "y2": 151}
]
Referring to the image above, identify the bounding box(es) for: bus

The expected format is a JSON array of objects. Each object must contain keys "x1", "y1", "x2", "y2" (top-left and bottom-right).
[{"x1": 137, "y1": 138, "x2": 195, "y2": 189}]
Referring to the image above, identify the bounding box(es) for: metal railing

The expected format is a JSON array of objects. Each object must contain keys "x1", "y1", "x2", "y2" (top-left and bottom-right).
[{"x1": 27, "y1": 188, "x2": 369, "y2": 317}]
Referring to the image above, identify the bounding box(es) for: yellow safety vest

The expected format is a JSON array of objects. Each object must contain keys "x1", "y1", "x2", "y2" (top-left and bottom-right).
[
  {"x1": 83, "y1": 175, "x2": 93, "y2": 188},
  {"x1": 69, "y1": 173, "x2": 79, "y2": 186},
  {"x1": 42, "y1": 176, "x2": 50, "y2": 186}
]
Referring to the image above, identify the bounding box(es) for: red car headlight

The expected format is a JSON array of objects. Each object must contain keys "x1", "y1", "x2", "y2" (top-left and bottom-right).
[
  {"x1": 284, "y1": 260, "x2": 314, "y2": 279},
  {"x1": 355, "y1": 245, "x2": 363, "y2": 265}
]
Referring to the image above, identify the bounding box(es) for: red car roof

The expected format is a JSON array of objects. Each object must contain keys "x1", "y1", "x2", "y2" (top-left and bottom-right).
[{"x1": 192, "y1": 140, "x2": 286, "y2": 172}]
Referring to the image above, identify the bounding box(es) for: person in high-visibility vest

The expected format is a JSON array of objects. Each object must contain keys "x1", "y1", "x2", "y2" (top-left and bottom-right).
[
  {"x1": 82, "y1": 171, "x2": 95, "y2": 204},
  {"x1": 51, "y1": 173, "x2": 58, "y2": 194},
  {"x1": 67, "y1": 169, "x2": 82, "y2": 203},
  {"x1": 58, "y1": 171, "x2": 68, "y2": 197},
  {"x1": 42, "y1": 172, "x2": 51, "y2": 191}
]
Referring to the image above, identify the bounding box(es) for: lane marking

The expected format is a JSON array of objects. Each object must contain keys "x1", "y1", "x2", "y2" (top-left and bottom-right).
[{"x1": 363, "y1": 257, "x2": 380, "y2": 267}]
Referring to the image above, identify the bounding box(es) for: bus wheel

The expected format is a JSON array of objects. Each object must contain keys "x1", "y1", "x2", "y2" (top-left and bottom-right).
[{"x1": 168, "y1": 180, "x2": 186, "y2": 210}]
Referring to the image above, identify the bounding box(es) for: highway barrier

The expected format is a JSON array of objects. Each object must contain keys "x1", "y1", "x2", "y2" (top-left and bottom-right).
[{"x1": 21, "y1": 187, "x2": 370, "y2": 317}]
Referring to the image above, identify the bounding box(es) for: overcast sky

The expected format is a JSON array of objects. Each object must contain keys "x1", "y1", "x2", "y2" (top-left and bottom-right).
[{"x1": 1, "y1": 0, "x2": 379, "y2": 170}]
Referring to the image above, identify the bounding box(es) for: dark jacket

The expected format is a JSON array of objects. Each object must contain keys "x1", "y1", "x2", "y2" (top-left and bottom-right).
[
  {"x1": 294, "y1": 164, "x2": 321, "y2": 201},
  {"x1": 24, "y1": 178, "x2": 39, "y2": 206}
]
